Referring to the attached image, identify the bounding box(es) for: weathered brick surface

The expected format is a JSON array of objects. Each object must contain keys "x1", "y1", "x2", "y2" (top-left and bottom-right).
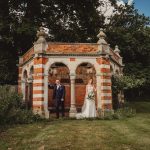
[
  {"x1": 33, "y1": 83, "x2": 44, "y2": 87},
  {"x1": 102, "y1": 104, "x2": 112, "y2": 109},
  {"x1": 70, "y1": 58, "x2": 76, "y2": 61},
  {"x1": 34, "y1": 57, "x2": 48, "y2": 65},
  {"x1": 33, "y1": 90, "x2": 44, "y2": 94},
  {"x1": 33, "y1": 97, "x2": 44, "y2": 101},
  {"x1": 96, "y1": 58, "x2": 110, "y2": 65},
  {"x1": 18, "y1": 67, "x2": 22, "y2": 93},
  {"x1": 101, "y1": 83, "x2": 111, "y2": 86},
  {"x1": 33, "y1": 76, "x2": 44, "y2": 80},
  {"x1": 32, "y1": 105, "x2": 44, "y2": 111},
  {"x1": 100, "y1": 68, "x2": 110, "y2": 73},
  {"x1": 47, "y1": 43, "x2": 98, "y2": 53},
  {"x1": 97, "y1": 57, "x2": 112, "y2": 110},
  {"x1": 32, "y1": 57, "x2": 48, "y2": 114}
]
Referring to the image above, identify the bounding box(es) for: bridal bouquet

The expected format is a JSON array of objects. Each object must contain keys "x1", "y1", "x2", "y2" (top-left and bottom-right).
[{"x1": 87, "y1": 91, "x2": 95, "y2": 101}]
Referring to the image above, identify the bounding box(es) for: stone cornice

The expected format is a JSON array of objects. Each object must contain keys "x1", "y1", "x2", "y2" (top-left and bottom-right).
[
  {"x1": 44, "y1": 53, "x2": 102, "y2": 57},
  {"x1": 110, "y1": 56, "x2": 124, "y2": 67},
  {"x1": 19, "y1": 55, "x2": 34, "y2": 67}
]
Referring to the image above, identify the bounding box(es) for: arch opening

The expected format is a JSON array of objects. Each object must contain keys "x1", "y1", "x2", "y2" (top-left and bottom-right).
[
  {"x1": 27, "y1": 66, "x2": 34, "y2": 109},
  {"x1": 75, "y1": 62, "x2": 97, "y2": 110},
  {"x1": 48, "y1": 62, "x2": 70, "y2": 111}
]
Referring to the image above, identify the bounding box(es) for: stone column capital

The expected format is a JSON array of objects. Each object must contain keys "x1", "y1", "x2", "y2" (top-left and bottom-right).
[
  {"x1": 44, "y1": 73, "x2": 49, "y2": 77},
  {"x1": 70, "y1": 73, "x2": 76, "y2": 80}
]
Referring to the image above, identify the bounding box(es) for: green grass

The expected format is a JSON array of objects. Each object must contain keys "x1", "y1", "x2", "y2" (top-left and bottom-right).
[{"x1": 0, "y1": 102, "x2": 150, "y2": 150}]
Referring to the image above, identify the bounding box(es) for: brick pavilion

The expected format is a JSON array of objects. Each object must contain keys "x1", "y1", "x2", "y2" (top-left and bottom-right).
[{"x1": 18, "y1": 27, "x2": 124, "y2": 118}]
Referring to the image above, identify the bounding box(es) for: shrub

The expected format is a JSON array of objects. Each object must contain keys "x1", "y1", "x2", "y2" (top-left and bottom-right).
[
  {"x1": 113, "y1": 107, "x2": 136, "y2": 119},
  {"x1": 0, "y1": 85, "x2": 42, "y2": 125},
  {"x1": 97, "y1": 107, "x2": 136, "y2": 120}
]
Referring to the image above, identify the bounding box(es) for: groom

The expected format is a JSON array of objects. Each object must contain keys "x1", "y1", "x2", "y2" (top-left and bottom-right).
[{"x1": 48, "y1": 79, "x2": 65, "y2": 118}]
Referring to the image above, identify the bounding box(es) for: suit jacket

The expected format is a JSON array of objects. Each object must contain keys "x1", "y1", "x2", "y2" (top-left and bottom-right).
[{"x1": 48, "y1": 84, "x2": 65, "y2": 100}]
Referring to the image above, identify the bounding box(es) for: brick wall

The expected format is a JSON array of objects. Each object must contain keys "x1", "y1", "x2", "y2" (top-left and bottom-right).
[{"x1": 18, "y1": 67, "x2": 22, "y2": 93}]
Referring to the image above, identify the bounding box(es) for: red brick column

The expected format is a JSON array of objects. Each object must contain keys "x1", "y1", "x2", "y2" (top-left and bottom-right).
[
  {"x1": 32, "y1": 57, "x2": 48, "y2": 116},
  {"x1": 97, "y1": 57, "x2": 112, "y2": 110}
]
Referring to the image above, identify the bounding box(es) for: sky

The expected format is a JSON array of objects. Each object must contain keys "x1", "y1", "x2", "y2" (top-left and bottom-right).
[
  {"x1": 132, "y1": 0, "x2": 150, "y2": 17},
  {"x1": 101, "y1": 0, "x2": 150, "y2": 18}
]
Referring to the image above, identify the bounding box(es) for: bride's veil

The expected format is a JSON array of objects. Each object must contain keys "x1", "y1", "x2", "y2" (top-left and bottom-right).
[
  {"x1": 81, "y1": 85, "x2": 88, "y2": 112},
  {"x1": 81, "y1": 97, "x2": 86, "y2": 112}
]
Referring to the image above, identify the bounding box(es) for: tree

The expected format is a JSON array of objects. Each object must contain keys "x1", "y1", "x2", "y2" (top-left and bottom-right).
[
  {"x1": 0, "y1": 0, "x2": 150, "y2": 101},
  {"x1": 105, "y1": 3, "x2": 150, "y2": 100},
  {"x1": 41, "y1": 0, "x2": 105, "y2": 42}
]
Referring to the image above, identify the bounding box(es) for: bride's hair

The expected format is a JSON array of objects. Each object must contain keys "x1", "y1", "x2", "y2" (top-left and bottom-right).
[{"x1": 88, "y1": 78, "x2": 93, "y2": 84}]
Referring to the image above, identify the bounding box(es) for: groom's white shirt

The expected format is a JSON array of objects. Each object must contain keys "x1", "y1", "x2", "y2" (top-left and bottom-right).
[{"x1": 57, "y1": 84, "x2": 60, "y2": 90}]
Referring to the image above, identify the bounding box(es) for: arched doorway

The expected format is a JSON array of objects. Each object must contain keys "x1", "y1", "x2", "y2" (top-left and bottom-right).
[
  {"x1": 75, "y1": 62, "x2": 96, "y2": 111},
  {"x1": 23, "y1": 70, "x2": 28, "y2": 105},
  {"x1": 48, "y1": 62, "x2": 70, "y2": 112},
  {"x1": 27, "y1": 66, "x2": 34, "y2": 109}
]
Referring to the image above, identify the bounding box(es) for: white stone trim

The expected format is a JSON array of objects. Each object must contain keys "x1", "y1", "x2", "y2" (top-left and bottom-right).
[
  {"x1": 101, "y1": 86, "x2": 111, "y2": 90},
  {"x1": 101, "y1": 79, "x2": 111, "y2": 83},
  {"x1": 102, "y1": 100, "x2": 112, "y2": 104},
  {"x1": 43, "y1": 75, "x2": 49, "y2": 118},
  {"x1": 33, "y1": 94, "x2": 44, "y2": 98},
  {"x1": 33, "y1": 80, "x2": 44, "y2": 83},
  {"x1": 101, "y1": 73, "x2": 111, "y2": 76},
  {"x1": 33, "y1": 101, "x2": 44, "y2": 105},
  {"x1": 44, "y1": 57, "x2": 101, "y2": 76},
  {"x1": 34, "y1": 64, "x2": 45, "y2": 68},
  {"x1": 100, "y1": 64, "x2": 110, "y2": 69},
  {"x1": 101, "y1": 93, "x2": 112, "y2": 96},
  {"x1": 33, "y1": 86, "x2": 44, "y2": 90}
]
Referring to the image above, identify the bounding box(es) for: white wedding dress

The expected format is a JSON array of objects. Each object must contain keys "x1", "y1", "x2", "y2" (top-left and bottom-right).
[{"x1": 76, "y1": 84, "x2": 97, "y2": 119}]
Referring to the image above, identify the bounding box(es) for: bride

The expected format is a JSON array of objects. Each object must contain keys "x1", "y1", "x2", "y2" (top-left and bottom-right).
[{"x1": 76, "y1": 78, "x2": 97, "y2": 119}]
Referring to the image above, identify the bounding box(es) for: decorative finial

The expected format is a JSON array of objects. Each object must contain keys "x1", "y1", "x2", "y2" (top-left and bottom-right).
[
  {"x1": 114, "y1": 45, "x2": 120, "y2": 54},
  {"x1": 37, "y1": 27, "x2": 46, "y2": 37},
  {"x1": 34, "y1": 26, "x2": 48, "y2": 54},
  {"x1": 36, "y1": 26, "x2": 47, "y2": 43},
  {"x1": 97, "y1": 28, "x2": 107, "y2": 44}
]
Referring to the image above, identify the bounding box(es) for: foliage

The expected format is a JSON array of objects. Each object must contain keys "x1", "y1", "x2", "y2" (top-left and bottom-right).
[
  {"x1": 97, "y1": 107, "x2": 136, "y2": 120},
  {"x1": 0, "y1": 0, "x2": 150, "y2": 99},
  {"x1": 112, "y1": 75, "x2": 145, "y2": 94},
  {"x1": 0, "y1": 85, "x2": 42, "y2": 125},
  {"x1": 106, "y1": 3, "x2": 150, "y2": 99},
  {"x1": 0, "y1": 106, "x2": 150, "y2": 150},
  {"x1": 113, "y1": 107, "x2": 136, "y2": 119}
]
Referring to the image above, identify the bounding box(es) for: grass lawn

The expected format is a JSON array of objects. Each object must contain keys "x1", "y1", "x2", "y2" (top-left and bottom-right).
[{"x1": 0, "y1": 102, "x2": 150, "y2": 150}]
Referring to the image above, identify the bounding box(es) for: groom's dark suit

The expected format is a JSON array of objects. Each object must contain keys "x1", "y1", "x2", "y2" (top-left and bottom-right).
[{"x1": 48, "y1": 83, "x2": 65, "y2": 118}]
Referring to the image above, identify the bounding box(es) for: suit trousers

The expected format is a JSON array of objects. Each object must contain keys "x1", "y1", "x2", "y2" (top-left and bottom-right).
[{"x1": 55, "y1": 99, "x2": 65, "y2": 118}]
